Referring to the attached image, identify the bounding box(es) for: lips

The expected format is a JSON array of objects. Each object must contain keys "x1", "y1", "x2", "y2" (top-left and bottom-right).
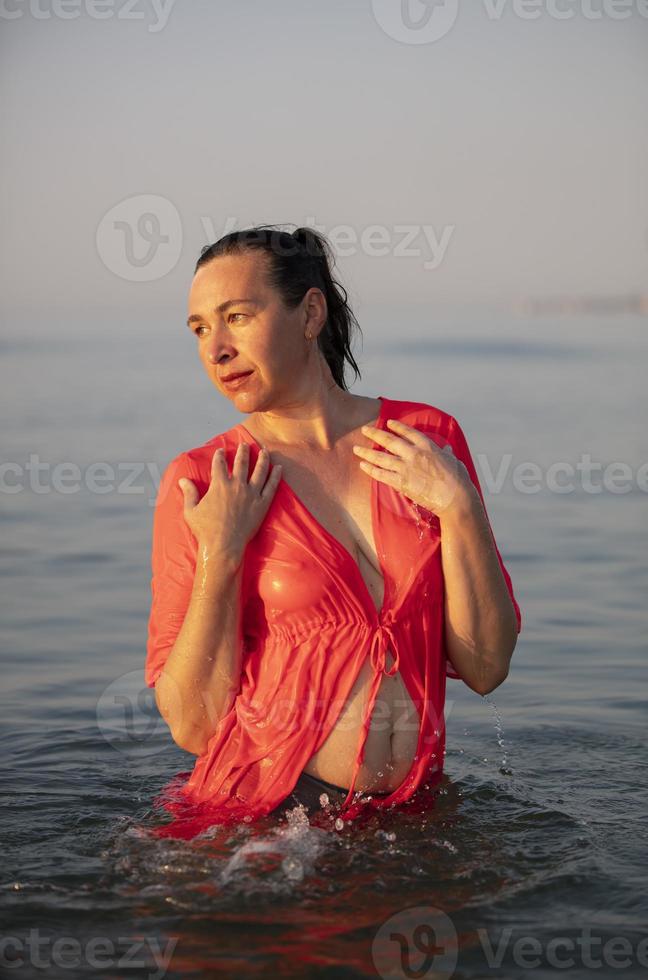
[{"x1": 221, "y1": 370, "x2": 254, "y2": 388}]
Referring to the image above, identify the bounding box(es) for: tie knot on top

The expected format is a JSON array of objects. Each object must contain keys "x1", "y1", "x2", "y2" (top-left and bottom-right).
[{"x1": 369, "y1": 613, "x2": 400, "y2": 676}]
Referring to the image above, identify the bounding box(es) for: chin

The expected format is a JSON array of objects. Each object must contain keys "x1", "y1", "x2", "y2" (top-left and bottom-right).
[{"x1": 223, "y1": 390, "x2": 258, "y2": 412}]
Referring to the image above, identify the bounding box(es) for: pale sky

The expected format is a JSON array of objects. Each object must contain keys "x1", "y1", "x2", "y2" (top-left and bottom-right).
[{"x1": 1, "y1": 0, "x2": 647, "y2": 337}]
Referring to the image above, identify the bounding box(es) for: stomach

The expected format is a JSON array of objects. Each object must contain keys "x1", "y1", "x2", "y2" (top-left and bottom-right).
[{"x1": 302, "y1": 649, "x2": 421, "y2": 794}]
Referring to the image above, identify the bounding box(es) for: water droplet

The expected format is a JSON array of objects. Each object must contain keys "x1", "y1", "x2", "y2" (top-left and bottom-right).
[
  {"x1": 318, "y1": 793, "x2": 329, "y2": 808},
  {"x1": 484, "y1": 695, "x2": 511, "y2": 772},
  {"x1": 282, "y1": 856, "x2": 304, "y2": 881},
  {"x1": 334, "y1": 817, "x2": 344, "y2": 831}
]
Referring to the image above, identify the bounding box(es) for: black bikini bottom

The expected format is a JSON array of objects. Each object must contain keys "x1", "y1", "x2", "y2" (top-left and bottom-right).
[{"x1": 272, "y1": 770, "x2": 391, "y2": 816}]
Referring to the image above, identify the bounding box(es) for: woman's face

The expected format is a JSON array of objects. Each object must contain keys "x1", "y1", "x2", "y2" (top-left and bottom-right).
[{"x1": 187, "y1": 251, "x2": 324, "y2": 413}]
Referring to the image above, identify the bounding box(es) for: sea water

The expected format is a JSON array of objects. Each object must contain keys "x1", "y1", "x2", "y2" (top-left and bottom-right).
[{"x1": 2, "y1": 312, "x2": 646, "y2": 978}]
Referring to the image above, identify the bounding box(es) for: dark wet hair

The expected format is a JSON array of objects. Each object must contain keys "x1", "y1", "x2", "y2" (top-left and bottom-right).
[{"x1": 194, "y1": 224, "x2": 362, "y2": 391}]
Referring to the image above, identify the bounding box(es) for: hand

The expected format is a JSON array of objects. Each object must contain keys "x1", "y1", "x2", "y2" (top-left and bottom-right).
[
  {"x1": 352, "y1": 419, "x2": 477, "y2": 518},
  {"x1": 178, "y1": 443, "x2": 282, "y2": 559}
]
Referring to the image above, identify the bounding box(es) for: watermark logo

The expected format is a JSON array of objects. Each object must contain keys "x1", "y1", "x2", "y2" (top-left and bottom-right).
[
  {"x1": 371, "y1": 912, "x2": 648, "y2": 977},
  {"x1": 96, "y1": 669, "x2": 168, "y2": 757},
  {"x1": 2, "y1": 452, "x2": 647, "y2": 501},
  {"x1": 94, "y1": 210, "x2": 454, "y2": 281},
  {"x1": 372, "y1": 906, "x2": 648, "y2": 980},
  {"x1": 96, "y1": 194, "x2": 182, "y2": 282},
  {"x1": 372, "y1": 906, "x2": 458, "y2": 979},
  {"x1": 371, "y1": 0, "x2": 648, "y2": 45},
  {"x1": 95, "y1": 669, "x2": 455, "y2": 757},
  {"x1": 372, "y1": 0, "x2": 460, "y2": 44}
]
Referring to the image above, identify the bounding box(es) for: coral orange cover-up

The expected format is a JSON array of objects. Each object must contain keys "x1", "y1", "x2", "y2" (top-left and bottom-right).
[{"x1": 146, "y1": 397, "x2": 522, "y2": 838}]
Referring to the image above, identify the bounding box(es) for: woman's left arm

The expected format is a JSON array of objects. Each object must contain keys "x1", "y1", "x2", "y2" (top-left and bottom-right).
[
  {"x1": 437, "y1": 480, "x2": 519, "y2": 695},
  {"x1": 354, "y1": 414, "x2": 521, "y2": 695}
]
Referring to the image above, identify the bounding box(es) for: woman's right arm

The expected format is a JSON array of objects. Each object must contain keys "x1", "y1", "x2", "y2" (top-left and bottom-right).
[
  {"x1": 153, "y1": 549, "x2": 246, "y2": 756},
  {"x1": 151, "y1": 442, "x2": 281, "y2": 756}
]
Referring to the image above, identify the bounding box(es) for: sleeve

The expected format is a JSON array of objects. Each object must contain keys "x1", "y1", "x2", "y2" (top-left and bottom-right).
[
  {"x1": 145, "y1": 452, "x2": 200, "y2": 688},
  {"x1": 443, "y1": 415, "x2": 522, "y2": 680}
]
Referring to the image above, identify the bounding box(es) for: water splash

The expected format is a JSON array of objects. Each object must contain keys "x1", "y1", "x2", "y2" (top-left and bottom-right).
[
  {"x1": 483, "y1": 695, "x2": 513, "y2": 775},
  {"x1": 217, "y1": 804, "x2": 330, "y2": 891}
]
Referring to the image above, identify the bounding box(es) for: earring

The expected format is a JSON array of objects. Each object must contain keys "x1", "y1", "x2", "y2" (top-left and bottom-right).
[{"x1": 306, "y1": 331, "x2": 313, "y2": 341}]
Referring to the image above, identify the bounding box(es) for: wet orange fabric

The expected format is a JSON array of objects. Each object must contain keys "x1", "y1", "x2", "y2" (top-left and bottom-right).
[{"x1": 146, "y1": 396, "x2": 522, "y2": 837}]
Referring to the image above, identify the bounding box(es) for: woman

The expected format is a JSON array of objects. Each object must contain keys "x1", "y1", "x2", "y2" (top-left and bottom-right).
[{"x1": 145, "y1": 225, "x2": 522, "y2": 837}]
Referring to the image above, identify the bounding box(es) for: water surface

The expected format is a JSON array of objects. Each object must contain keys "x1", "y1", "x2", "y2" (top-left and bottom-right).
[{"x1": 2, "y1": 313, "x2": 646, "y2": 978}]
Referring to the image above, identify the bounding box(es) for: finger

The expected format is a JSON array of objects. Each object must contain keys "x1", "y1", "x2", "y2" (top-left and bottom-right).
[
  {"x1": 231, "y1": 441, "x2": 251, "y2": 480},
  {"x1": 360, "y1": 423, "x2": 411, "y2": 457},
  {"x1": 178, "y1": 476, "x2": 198, "y2": 510},
  {"x1": 352, "y1": 445, "x2": 401, "y2": 473},
  {"x1": 210, "y1": 447, "x2": 228, "y2": 482},
  {"x1": 357, "y1": 459, "x2": 401, "y2": 489},
  {"x1": 385, "y1": 418, "x2": 441, "y2": 452},
  {"x1": 248, "y1": 446, "x2": 271, "y2": 491},
  {"x1": 259, "y1": 462, "x2": 282, "y2": 499}
]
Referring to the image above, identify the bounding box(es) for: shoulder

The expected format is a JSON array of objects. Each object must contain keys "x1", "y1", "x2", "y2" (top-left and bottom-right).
[
  {"x1": 381, "y1": 395, "x2": 455, "y2": 436},
  {"x1": 159, "y1": 424, "x2": 244, "y2": 498}
]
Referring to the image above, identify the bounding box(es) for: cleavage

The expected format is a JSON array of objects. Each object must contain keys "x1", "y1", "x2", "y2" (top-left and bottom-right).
[{"x1": 277, "y1": 450, "x2": 382, "y2": 594}]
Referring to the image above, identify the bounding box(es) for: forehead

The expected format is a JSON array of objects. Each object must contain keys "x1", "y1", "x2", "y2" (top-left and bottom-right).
[{"x1": 189, "y1": 251, "x2": 270, "y2": 306}]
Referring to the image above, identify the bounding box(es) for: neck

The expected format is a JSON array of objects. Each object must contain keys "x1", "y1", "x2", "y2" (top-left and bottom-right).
[{"x1": 252, "y1": 385, "x2": 359, "y2": 451}]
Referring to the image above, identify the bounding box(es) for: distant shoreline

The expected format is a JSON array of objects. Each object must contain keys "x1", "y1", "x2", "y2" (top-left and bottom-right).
[{"x1": 513, "y1": 293, "x2": 648, "y2": 316}]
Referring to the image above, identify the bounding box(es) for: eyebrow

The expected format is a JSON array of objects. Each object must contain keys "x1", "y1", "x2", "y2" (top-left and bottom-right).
[{"x1": 186, "y1": 299, "x2": 257, "y2": 329}]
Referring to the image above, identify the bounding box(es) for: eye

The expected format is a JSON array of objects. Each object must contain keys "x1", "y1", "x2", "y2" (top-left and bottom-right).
[{"x1": 193, "y1": 313, "x2": 247, "y2": 336}]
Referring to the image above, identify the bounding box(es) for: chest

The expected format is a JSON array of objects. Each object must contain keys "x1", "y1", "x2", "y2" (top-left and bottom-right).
[
  {"x1": 239, "y1": 427, "x2": 444, "y2": 627},
  {"x1": 269, "y1": 441, "x2": 380, "y2": 581}
]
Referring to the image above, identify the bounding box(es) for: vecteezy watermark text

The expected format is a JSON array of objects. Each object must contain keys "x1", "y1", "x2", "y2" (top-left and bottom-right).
[
  {"x1": 0, "y1": 929, "x2": 178, "y2": 979},
  {"x1": 476, "y1": 452, "x2": 648, "y2": 494},
  {"x1": 0, "y1": 456, "x2": 163, "y2": 506},
  {"x1": 96, "y1": 668, "x2": 455, "y2": 758},
  {"x1": 95, "y1": 198, "x2": 456, "y2": 282},
  {"x1": 200, "y1": 215, "x2": 456, "y2": 272},
  {"x1": 372, "y1": 907, "x2": 648, "y2": 979},
  {"x1": 371, "y1": 0, "x2": 648, "y2": 46},
  {"x1": 0, "y1": 0, "x2": 177, "y2": 32},
  {"x1": 2, "y1": 453, "x2": 647, "y2": 503}
]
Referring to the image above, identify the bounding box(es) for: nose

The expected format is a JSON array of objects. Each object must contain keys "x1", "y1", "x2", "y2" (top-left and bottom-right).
[{"x1": 204, "y1": 326, "x2": 236, "y2": 365}]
